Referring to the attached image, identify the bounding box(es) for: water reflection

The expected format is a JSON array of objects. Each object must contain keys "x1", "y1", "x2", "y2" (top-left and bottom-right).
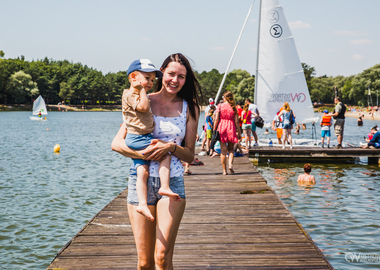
[{"x1": 258, "y1": 163, "x2": 380, "y2": 270}]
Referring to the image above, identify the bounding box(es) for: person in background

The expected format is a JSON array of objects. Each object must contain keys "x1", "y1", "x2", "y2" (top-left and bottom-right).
[
  {"x1": 272, "y1": 107, "x2": 284, "y2": 144},
  {"x1": 330, "y1": 97, "x2": 346, "y2": 149},
  {"x1": 205, "y1": 106, "x2": 215, "y2": 154},
  {"x1": 277, "y1": 102, "x2": 295, "y2": 149},
  {"x1": 357, "y1": 113, "x2": 363, "y2": 126},
  {"x1": 201, "y1": 98, "x2": 215, "y2": 151},
  {"x1": 294, "y1": 123, "x2": 300, "y2": 134},
  {"x1": 214, "y1": 91, "x2": 241, "y2": 175},
  {"x1": 297, "y1": 163, "x2": 316, "y2": 185},
  {"x1": 302, "y1": 123, "x2": 306, "y2": 130},
  {"x1": 245, "y1": 98, "x2": 259, "y2": 146},
  {"x1": 320, "y1": 109, "x2": 332, "y2": 148},
  {"x1": 362, "y1": 126, "x2": 380, "y2": 149},
  {"x1": 241, "y1": 103, "x2": 252, "y2": 149}
]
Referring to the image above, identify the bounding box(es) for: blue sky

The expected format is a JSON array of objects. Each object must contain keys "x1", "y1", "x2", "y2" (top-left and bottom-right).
[{"x1": 1, "y1": 0, "x2": 379, "y2": 77}]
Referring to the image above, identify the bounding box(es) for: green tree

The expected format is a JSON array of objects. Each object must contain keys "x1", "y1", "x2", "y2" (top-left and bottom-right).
[
  {"x1": 7, "y1": 71, "x2": 39, "y2": 104},
  {"x1": 351, "y1": 64, "x2": 380, "y2": 107}
]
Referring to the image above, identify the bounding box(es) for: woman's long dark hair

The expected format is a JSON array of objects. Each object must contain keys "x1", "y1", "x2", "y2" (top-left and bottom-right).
[
  {"x1": 153, "y1": 53, "x2": 203, "y2": 120},
  {"x1": 223, "y1": 91, "x2": 237, "y2": 114}
]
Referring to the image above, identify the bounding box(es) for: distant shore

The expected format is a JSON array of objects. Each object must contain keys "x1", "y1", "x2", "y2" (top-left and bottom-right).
[{"x1": 1, "y1": 104, "x2": 379, "y2": 121}]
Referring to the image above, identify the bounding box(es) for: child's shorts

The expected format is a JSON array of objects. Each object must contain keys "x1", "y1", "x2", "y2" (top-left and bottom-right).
[
  {"x1": 321, "y1": 130, "x2": 331, "y2": 137},
  {"x1": 127, "y1": 168, "x2": 186, "y2": 206},
  {"x1": 126, "y1": 133, "x2": 153, "y2": 169},
  {"x1": 206, "y1": 129, "x2": 213, "y2": 139}
]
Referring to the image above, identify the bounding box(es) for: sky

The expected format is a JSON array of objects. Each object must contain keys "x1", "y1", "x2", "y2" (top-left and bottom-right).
[{"x1": 1, "y1": 0, "x2": 379, "y2": 78}]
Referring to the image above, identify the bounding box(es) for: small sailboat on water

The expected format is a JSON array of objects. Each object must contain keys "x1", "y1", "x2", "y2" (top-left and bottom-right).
[{"x1": 30, "y1": 95, "x2": 47, "y2": 121}]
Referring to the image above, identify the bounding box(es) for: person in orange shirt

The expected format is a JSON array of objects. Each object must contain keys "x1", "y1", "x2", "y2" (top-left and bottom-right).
[{"x1": 320, "y1": 109, "x2": 332, "y2": 148}]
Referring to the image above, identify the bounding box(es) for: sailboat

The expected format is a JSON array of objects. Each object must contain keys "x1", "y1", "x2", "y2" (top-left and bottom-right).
[
  {"x1": 30, "y1": 95, "x2": 48, "y2": 121},
  {"x1": 255, "y1": 0, "x2": 316, "y2": 126},
  {"x1": 215, "y1": 0, "x2": 322, "y2": 147}
]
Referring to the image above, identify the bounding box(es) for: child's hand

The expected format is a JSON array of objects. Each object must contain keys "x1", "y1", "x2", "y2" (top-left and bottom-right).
[{"x1": 131, "y1": 81, "x2": 145, "y2": 91}]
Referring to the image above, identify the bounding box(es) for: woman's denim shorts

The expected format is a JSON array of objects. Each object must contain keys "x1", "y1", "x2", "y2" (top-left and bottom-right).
[{"x1": 127, "y1": 168, "x2": 186, "y2": 206}]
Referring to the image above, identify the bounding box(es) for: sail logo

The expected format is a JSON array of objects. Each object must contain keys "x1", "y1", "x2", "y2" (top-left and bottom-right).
[
  {"x1": 267, "y1": 10, "x2": 279, "y2": 23},
  {"x1": 270, "y1": 24, "x2": 283, "y2": 38},
  {"x1": 291, "y1": 93, "x2": 306, "y2": 102},
  {"x1": 268, "y1": 93, "x2": 306, "y2": 103}
]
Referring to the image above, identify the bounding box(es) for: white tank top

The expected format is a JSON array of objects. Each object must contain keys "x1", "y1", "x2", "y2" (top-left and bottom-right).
[{"x1": 149, "y1": 100, "x2": 187, "y2": 177}]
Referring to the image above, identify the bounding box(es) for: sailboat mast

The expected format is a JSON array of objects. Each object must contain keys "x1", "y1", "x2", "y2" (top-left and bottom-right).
[
  {"x1": 254, "y1": 0, "x2": 263, "y2": 104},
  {"x1": 214, "y1": 1, "x2": 255, "y2": 104}
]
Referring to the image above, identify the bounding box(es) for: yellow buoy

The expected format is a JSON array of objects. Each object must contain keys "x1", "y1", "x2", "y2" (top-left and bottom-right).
[{"x1": 54, "y1": 144, "x2": 61, "y2": 153}]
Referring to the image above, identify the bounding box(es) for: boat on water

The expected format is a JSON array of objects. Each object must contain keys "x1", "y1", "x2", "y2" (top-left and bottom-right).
[
  {"x1": 254, "y1": 0, "x2": 317, "y2": 126},
  {"x1": 30, "y1": 95, "x2": 47, "y2": 121},
  {"x1": 214, "y1": 0, "x2": 323, "y2": 147}
]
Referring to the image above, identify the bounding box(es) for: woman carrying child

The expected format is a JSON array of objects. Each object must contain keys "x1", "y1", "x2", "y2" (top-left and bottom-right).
[{"x1": 112, "y1": 53, "x2": 202, "y2": 269}]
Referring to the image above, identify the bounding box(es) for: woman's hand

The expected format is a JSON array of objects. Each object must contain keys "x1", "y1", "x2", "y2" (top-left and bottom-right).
[
  {"x1": 142, "y1": 139, "x2": 173, "y2": 161},
  {"x1": 111, "y1": 123, "x2": 144, "y2": 159}
]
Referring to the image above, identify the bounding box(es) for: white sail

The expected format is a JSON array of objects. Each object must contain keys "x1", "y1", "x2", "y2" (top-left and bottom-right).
[
  {"x1": 32, "y1": 95, "x2": 48, "y2": 115},
  {"x1": 255, "y1": 0, "x2": 315, "y2": 124}
]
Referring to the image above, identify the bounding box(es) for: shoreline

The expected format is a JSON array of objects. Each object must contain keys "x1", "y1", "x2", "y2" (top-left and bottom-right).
[{"x1": 1, "y1": 104, "x2": 380, "y2": 121}]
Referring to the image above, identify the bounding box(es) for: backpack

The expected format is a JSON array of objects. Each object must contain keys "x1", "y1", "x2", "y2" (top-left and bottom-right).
[
  {"x1": 289, "y1": 110, "x2": 295, "y2": 125},
  {"x1": 255, "y1": 116, "x2": 264, "y2": 128}
]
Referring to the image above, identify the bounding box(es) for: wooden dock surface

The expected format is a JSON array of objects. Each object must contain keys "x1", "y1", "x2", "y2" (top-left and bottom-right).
[
  {"x1": 47, "y1": 152, "x2": 333, "y2": 269},
  {"x1": 249, "y1": 146, "x2": 380, "y2": 164}
]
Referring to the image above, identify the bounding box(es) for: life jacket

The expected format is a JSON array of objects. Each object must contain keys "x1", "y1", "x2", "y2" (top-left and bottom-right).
[
  {"x1": 321, "y1": 115, "x2": 331, "y2": 126},
  {"x1": 275, "y1": 110, "x2": 283, "y2": 127}
]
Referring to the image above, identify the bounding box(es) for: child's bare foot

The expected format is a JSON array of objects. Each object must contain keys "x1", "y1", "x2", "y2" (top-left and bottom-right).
[
  {"x1": 136, "y1": 205, "x2": 154, "y2": 221},
  {"x1": 159, "y1": 187, "x2": 181, "y2": 201}
]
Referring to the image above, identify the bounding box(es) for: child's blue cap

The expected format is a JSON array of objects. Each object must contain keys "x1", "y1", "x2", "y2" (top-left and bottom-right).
[
  {"x1": 323, "y1": 109, "x2": 329, "y2": 113},
  {"x1": 127, "y1": 59, "x2": 163, "y2": 78}
]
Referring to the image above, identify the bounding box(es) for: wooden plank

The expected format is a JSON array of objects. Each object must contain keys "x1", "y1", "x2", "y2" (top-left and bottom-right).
[{"x1": 47, "y1": 149, "x2": 333, "y2": 269}]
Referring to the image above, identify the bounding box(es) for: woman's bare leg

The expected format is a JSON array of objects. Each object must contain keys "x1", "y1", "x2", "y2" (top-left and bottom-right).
[
  {"x1": 246, "y1": 128, "x2": 252, "y2": 148},
  {"x1": 220, "y1": 142, "x2": 228, "y2": 175},
  {"x1": 155, "y1": 198, "x2": 186, "y2": 270},
  {"x1": 228, "y1": 142, "x2": 235, "y2": 173},
  {"x1": 128, "y1": 203, "x2": 156, "y2": 269},
  {"x1": 243, "y1": 129, "x2": 248, "y2": 148}
]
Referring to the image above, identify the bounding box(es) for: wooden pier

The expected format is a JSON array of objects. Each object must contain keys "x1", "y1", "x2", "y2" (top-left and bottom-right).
[
  {"x1": 47, "y1": 152, "x2": 333, "y2": 269},
  {"x1": 249, "y1": 146, "x2": 380, "y2": 164}
]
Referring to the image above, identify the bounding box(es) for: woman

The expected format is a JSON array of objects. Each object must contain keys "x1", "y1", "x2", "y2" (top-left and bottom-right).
[
  {"x1": 278, "y1": 102, "x2": 295, "y2": 149},
  {"x1": 213, "y1": 91, "x2": 241, "y2": 175},
  {"x1": 112, "y1": 53, "x2": 201, "y2": 269},
  {"x1": 240, "y1": 103, "x2": 252, "y2": 149}
]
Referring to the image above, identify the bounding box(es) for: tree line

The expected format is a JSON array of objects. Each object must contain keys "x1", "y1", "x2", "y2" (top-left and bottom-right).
[{"x1": 1, "y1": 50, "x2": 380, "y2": 107}]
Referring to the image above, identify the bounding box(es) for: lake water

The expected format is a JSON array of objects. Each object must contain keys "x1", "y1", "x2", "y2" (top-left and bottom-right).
[
  {"x1": 0, "y1": 111, "x2": 379, "y2": 269},
  {"x1": 257, "y1": 115, "x2": 380, "y2": 270}
]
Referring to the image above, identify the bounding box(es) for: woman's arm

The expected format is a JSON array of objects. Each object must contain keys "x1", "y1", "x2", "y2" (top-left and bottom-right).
[
  {"x1": 111, "y1": 123, "x2": 144, "y2": 159},
  {"x1": 213, "y1": 110, "x2": 220, "y2": 131},
  {"x1": 235, "y1": 113, "x2": 241, "y2": 139},
  {"x1": 142, "y1": 105, "x2": 200, "y2": 164}
]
